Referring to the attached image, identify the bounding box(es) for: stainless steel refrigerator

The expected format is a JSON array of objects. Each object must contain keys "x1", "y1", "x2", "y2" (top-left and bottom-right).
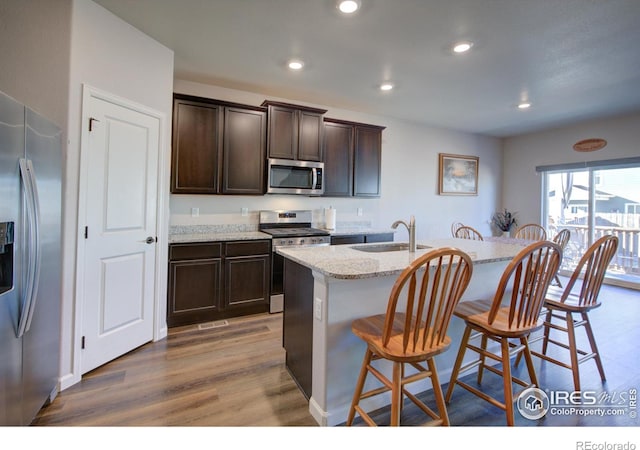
[{"x1": 0, "y1": 90, "x2": 62, "y2": 425}]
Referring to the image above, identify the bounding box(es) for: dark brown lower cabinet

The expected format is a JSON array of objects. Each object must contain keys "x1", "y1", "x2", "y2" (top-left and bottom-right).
[
  {"x1": 168, "y1": 240, "x2": 271, "y2": 327},
  {"x1": 224, "y1": 241, "x2": 270, "y2": 312}
]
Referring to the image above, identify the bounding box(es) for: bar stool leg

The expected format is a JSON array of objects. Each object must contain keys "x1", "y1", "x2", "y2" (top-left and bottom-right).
[
  {"x1": 501, "y1": 338, "x2": 515, "y2": 426},
  {"x1": 477, "y1": 334, "x2": 488, "y2": 384},
  {"x1": 347, "y1": 347, "x2": 373, "y2": 425},
  {"x1": 566, "y1": 312, "x2": 581, "y2": 392},
  {"x1": 582, "y1": 311, "x2": 606, "y2": 382},
  {"x1": 390, "y1": 361, "x2": 402, "y2": 426},
  {"x1": 541, "y1": 309, "x2": 553, "y2": 355},
  {"x1": 520, "y1": 336, "x2": 539, "y2": 387},
  {"x1": 445, "y1": 326, "x2": 473, "y2": 403},
  {"x1": 428, "y1": 358, "x2": 450, "y2": 426}
]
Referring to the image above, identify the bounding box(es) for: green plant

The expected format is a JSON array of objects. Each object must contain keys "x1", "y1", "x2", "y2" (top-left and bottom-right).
[{"x1": 492, "y1": 209, "x2": 518, "y2": 232}]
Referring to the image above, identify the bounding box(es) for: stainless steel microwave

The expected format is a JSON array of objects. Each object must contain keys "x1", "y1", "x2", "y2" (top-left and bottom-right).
[{"x1": 267, "y1": 158, "x2": 324, "y2": 195}]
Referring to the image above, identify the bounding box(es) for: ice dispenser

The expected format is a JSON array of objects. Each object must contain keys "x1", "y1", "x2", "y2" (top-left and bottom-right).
[{"x1": 0, "y1": 221, "x2": 14, "y2": 295}]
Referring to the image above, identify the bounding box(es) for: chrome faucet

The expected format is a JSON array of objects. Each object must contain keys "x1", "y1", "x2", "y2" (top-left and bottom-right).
[{"x1": 391, "y1": 215, "x2": 416, "y2": 252}]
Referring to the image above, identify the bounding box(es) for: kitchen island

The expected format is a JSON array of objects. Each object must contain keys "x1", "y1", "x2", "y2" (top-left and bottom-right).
[{"x1": 277, "y1": 237, "x2": 528, "y2": 426}]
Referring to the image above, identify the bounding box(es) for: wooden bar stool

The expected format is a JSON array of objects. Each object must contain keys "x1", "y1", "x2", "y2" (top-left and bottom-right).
[
  {"x1": 530, "y1": 235, "x2": 618, "y2": 392},
  {"x1": 445, "y1": 240, "x2": 562, "y2": 425},
  {"x1": 514, "y1": 223, "x2": 547, "y2": 241},
  {"x1": 346, "y1": 248, "x2": 473, "y2": 426},
  {"x1": 451, "y1": 222, "x2": 464, "y2": 238},
  {"x1": 454, "y1": 225, "x2": 484, "y2": 241}
]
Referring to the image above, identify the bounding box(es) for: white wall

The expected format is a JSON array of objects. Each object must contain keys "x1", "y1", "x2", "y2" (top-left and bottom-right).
[
  {"x1": 59, "y1": 0, "x2": 174, "y2": 389},
  {"x1": 173, "y1": 80, "x2": 503, "y2": 239},
  {"x1": 503, "y1": 112, "x2": 640, "y2": 227}
]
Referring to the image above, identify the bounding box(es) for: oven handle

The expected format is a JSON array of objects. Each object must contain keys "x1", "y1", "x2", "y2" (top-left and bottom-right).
[{"x1": 273, "y1": 243, "x2": 330, "y2": 251}]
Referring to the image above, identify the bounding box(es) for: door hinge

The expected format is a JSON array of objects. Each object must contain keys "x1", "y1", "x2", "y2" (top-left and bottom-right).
[
  {"x1": 89, "y1": 117, "x2": 100, "y2": 132},
  {"x1": 81, "y1": 336, "x2": 86, "y2": 349},
  {"x1": 84, "y1": 226, "x2": 88, "y2": 239}
]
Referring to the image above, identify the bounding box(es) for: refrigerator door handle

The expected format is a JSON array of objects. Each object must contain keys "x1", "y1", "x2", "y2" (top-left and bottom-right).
[{"x1": 17, "y1": 158, "x2": 41, "y2": 337}]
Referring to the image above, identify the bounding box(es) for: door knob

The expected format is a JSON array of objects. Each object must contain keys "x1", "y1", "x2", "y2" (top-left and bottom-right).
[{"x1": 145, "y1": 236, "x2": 156, "y2": 244}]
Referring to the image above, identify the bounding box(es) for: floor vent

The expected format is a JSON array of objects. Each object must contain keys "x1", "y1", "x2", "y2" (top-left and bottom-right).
[{"x1": 198, "y1": 320, "x2": 229, "y2": 330}]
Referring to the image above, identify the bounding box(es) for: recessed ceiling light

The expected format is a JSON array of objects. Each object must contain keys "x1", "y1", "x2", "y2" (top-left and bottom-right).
[
  {"x1": 452, "y1": 41, "x2": 474, "y2": 54},
  {"x1": 518, "y1": 102, "x2": 532, "y2": 109},
  {"x1": 288, "y1": 60, "x2": 304, "y2": 70},
  {"x1": 337, "y1": 0, "x2": 361, "y2": 14},
  {"x1": 380, "y1": 82, "x2": 394, "y2": 91}
]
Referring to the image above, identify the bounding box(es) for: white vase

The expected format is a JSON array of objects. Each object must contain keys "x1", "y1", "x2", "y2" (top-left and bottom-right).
[{"x1": 502, "y1": 231, "x2": 510, "y2": 238}]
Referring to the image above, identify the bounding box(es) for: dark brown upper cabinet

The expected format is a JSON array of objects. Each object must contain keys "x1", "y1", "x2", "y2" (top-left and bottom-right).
[
  {"x1": 171, "y1": 97, "x2": 223, "y2": 194},
  {"x1": 354, "y1": 124, "x2": 384, "y2": 197},
  {"x1": 261, "y1": 100, "x2": 327, "y2": 162},
  {"x1": 171, "y1": 94, "x2": 267, "y2": 195},
  {"x1": 222, "y1": 106, "x2": 267, "y2": 194},
  {"x1": 323, "y1": 118, "x2": 385, "y2": 198},
  {"x1": 323, "y1": 120, "x2": 354, "y2": 197}
]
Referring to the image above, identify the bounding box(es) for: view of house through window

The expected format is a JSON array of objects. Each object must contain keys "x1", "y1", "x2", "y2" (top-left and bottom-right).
[{"x1": 544, "y1": 165, "x2": 640, "y2": 287}]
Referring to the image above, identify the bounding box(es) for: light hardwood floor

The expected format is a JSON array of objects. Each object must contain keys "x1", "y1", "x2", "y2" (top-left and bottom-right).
[
  {"x1": 34, "y1": 281, "x2": 639, "y2": 427},
  {"x1": 34, "y1": 313, "x2": 316, "y2": 426}
]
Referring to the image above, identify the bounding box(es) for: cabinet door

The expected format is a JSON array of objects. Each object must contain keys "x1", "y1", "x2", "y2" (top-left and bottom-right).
[
  {"x1": 167, "y1": 258, "x2": 222, "y2": 327},
  {"x1": 222, "y1": 107, "x2": 266, "y2": 194},
  {"x1": 322, "y1": 121, "x2": 353, "y2": 196},
  {"x1": 171, "y1": 99, "x2": 222, "y2": 193},
  {"x1": 266, "y1": 105, "x2": 297, "y2": 160},
  {"x1": 353, "y1": 125, "x2": 382, "y2": 197},
  {"x1": 297, "y1": 110, "x2": 324, "y2": 161},
  {"x1": 224, "y1": 255, "x2": 270, "y2": 311}
]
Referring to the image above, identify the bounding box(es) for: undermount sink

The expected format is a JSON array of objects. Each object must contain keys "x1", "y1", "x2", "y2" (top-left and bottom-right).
[{"x1": 351, "y1": 243, "x2": 431, "y2": 253}]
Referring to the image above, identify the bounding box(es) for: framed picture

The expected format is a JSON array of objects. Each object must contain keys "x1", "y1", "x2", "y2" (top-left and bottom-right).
[{"x1": 438, "y1": 153, "x2": 479, "y2": 195}]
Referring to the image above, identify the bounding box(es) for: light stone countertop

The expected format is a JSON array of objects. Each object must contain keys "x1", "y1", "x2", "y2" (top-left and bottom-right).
[
  {"x1": 168, "y1": 224, "x2": 395, "y2": 244},
  {"x1": 276, "y1": 237, "x2": 528, "y2": 280},
  {"x1": 169, "y1": 231, "x2": 271, "y2": 243}
]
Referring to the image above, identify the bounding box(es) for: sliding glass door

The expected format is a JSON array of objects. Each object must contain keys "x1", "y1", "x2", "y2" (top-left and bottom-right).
[{"x1": 543, "y1": 165, "x2": 640, "y2": 287}]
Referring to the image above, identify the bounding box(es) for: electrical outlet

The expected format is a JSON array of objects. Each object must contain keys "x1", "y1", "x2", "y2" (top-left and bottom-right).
[
  {"x1": 191, "y1": 207, "x2": 199, "y2": 217},
  {"x1": 357, "y1": 207, "x2": 363, "y2": 217},
  {"x1": 241, "y1": 207, "x2": 248, "y2": 217},
  {"x1": 314, "y1": 297, "x2": 323, "y2": 321}
]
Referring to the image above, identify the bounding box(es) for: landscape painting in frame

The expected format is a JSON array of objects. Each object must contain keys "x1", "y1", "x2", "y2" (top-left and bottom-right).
[{"x1": 438, "y1": 153, "x2": 479, "y2": 195}]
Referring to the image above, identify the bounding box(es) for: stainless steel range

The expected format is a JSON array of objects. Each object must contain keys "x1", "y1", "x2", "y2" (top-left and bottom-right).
[{"x1": 259, "y1": 210, "x2": 330, "y2": 313}]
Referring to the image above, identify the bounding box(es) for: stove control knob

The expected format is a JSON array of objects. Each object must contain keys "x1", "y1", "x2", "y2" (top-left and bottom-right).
[
  {"x1": 288, "y1": 240, "x2": 294, "y2": 245},
  {"x1": 300, "y1": 239, "x2": 305, "y2": 244}
]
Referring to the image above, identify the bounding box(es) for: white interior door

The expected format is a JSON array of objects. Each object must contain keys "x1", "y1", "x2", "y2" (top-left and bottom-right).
[{"x1": 80, "y1": 93, "x2": 159, "y2": 374}]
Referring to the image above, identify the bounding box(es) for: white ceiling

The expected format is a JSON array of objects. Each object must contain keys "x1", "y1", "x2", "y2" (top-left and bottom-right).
[{"x1": 94, "y1": 0, "x2": 640, "y2": 137}]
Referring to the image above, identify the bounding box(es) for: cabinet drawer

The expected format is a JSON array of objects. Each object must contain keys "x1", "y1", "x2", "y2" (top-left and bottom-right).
[
  {"x1": 224, "y1": 240, "x2": 271, "y2": 257},
  {"x1": 169, "y1": 243, "x2": 222, "y2": 260}
]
